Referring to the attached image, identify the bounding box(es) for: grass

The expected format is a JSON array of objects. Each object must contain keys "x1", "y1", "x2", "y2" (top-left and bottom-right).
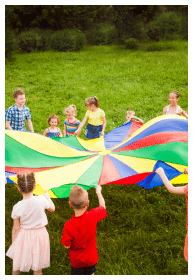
[{"x1": 5, "y1": 41, "x2": 188, "y2": 275}]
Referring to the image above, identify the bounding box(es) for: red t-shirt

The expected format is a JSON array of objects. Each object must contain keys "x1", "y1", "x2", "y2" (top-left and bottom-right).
[
  {"x1": 183, "y1": 184, "x2": 188, "y2": 230},
  {"x1": 61, "y1": 206, "x2": 107, "y2": 268}
]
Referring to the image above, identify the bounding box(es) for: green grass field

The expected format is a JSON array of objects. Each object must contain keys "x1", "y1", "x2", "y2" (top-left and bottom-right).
[{"x1": 5, "y1": 41, "x2": 188, "y2": 275}]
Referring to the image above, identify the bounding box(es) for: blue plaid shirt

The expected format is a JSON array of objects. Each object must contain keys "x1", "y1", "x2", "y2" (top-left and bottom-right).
[{"x1": 5, "y1": 104, "x2": 31, "y2": 131}]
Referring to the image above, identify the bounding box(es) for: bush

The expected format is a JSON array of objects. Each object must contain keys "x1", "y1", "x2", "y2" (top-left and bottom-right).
[
  {"x1": 18, "y1": 30, "x2": 40, "y2": 53},
  {"x1": 5, "y1": 28, "x2": 15, "y2": 59},
  {"x1": 145, "y1": 41, "x2": 176, "y2": 52},
  {"x1": 87, "y1": 24, "x2": 118, "y2": 45},
  {"x1": 50, "y1": 29, "x2": 86, "y2": 52},
  {"x1": 146, "y1": 12, "x2": 185, "y2": 41},
  {"x1": 125, "y1": 38, "x2": 140, "y2": 50}
]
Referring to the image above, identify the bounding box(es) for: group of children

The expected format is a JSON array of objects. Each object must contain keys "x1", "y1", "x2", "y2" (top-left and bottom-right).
[{"x1": 5, "y1": 88, "x2": 188, "y2": 275}]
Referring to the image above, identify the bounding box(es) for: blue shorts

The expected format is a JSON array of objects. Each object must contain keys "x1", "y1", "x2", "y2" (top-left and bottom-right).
[
  {"x1": 71, "y1": 264, "x2": 96, "y2": 275},
  {"x1": 84, "y1": 123, "x2": 103, "y2": 139}
]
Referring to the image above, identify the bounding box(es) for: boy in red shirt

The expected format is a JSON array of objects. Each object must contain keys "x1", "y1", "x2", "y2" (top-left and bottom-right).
[{"x1": 61, "y1": 184, "x2": 107, "y2": 275}]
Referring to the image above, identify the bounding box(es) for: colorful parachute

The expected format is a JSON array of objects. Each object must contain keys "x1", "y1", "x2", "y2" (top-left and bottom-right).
[{"x1": 5, "y1": 115, "x2": 188, "y2": 198}]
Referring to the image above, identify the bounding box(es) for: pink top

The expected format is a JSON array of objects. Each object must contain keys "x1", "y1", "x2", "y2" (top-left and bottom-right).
[
  {"x1": 183, "y1": 184, "x2": 188, "y2": 230},
  {"x1": 11, "y1": 195, "x2": 50, "y2": 229}
]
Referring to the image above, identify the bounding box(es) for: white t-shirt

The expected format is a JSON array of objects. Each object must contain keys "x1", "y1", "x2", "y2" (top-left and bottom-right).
[{"x1": 11, "y1": 195, "x2": 50, "y2": 229}]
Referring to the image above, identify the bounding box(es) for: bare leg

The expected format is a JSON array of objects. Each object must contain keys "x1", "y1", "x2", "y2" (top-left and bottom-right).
[
  {"x1": 33, "y1": 269, "x2": 42, "y2": 275},
  {"x1": 12, "y1": 270, "x2": 20, "y2": 275}
]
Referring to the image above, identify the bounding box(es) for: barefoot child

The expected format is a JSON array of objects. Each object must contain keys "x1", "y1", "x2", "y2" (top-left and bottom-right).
[
  {"x1": 75, "y1": 96, "x2": 106, "y2": 139},
  {"x1": 61, "y1": 185, "x2": 107, "y2": 275},
  {"x1": 63, "y1": 105, "x2": 81, "y2": 137},
  {"x1": 43, "y1": 113, "x2": 63, "y2": 138},
  {"x1": 6, "y1": 172, "x2": 55, "y2": 275},
  {"x1": 125, "y1": 110, "x2": 144, "y2": 124},
  {"x1": 5, "y1": 88, "x2": 34, "y2": 132},
  {"x1": 155, "y1": 167, "x2": 188, "y2": 262}
]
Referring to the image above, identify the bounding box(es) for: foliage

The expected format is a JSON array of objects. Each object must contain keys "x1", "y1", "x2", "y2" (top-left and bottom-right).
[
  {"x1": 18, "y1": 30, "x2": 41, "y2": 53},
  {"x1": 145, "y1": 41, "x2": 178, "y2": 52},
  {"x1": 5, "y1": 42, "x2": 188, "y2": 275},
  {"x1": 87, "y1": 24, "x2": 118, "y2": 45},
  {"x1": 125, "y1": 38, "x2": 140, "y2": 50},
  {"x1": 50, "y1": 29, "x2": 86, "y2": 52},
  {"x1": 145, "y1": 12, "x2": 185, "y2": 41},
  {"x1": 5, "y1": 27, "x2": 16, "y2": 59}
]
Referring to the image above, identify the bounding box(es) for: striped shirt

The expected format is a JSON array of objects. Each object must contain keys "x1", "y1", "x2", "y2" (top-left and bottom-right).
[
  {"x1": 5, "y1": 104, "x2": 31, "y2": 131},
  {"x1": 64, "y1": 118, "x2": 80, "y2": 136}
]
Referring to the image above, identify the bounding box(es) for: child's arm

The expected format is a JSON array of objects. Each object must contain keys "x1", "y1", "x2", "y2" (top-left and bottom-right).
[
  {"x1": 58, "y1": 129, "x2": 63, "y2": 137},
  {"x1": 43, "y1": 128, "x2": 48, "y2": 136},
  {"x1": 163, "y1": 107, "x2": 167, "y2": 115},
  {"x1": 96, "y1": 185, "x2": 106, "y2": 208},
  {"x1": 12, "y1": 218, "x2": 20, "y2": 243},
  {"x1": 44, "y1": 191, "x2": 55, "y2": 212},
  {"x1": 155, "y1": 167, "x2": 186, "y2": 194},
  {"x1": 132, "y1": 116, "x2": 144, "y2": 124},
  {"x1": 101, "y1": 116, "x2": 106, "y2": 136},
  {"x1": 6, "y1": 120, "x2": 12, "y2": 130},
  {"x1": 63, "y1": 124, "x2": 67, "y2": 137},
  {"x1": 74, "y1": 115, "x2": 88, "y2": 135},
  {"x1": 26, "y1": 119, "x2": 34, "y2": 132}
]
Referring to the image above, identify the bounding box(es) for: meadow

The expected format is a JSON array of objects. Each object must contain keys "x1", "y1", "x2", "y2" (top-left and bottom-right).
[{"x1": 5, "y1": 41, "x2": 188, "y2": 275}]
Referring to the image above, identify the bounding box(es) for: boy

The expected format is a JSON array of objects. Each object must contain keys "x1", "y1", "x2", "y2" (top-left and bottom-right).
[
  {"x1": 125, "y1": 110, "x2": 144, "y2": 124},
  {"x1": 61, "y1": 184, "x2": 107, "y2": 275},
  {"x1": 5, "y1": 88, "x2": 34, "y2": 132}
]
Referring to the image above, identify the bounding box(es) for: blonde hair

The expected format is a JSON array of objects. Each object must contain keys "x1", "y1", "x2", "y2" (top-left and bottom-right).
[
  {"x1": 85, "y1": 96, "x2": 99, "y2": 108},
  {"x1": 47, "y1": 113, "x2": 60, "y2": 125},
  {"x1": 170, "y1": 91, "x2": 179, "y2": 98},
  {"x1": 126, "y1": 110, "x2": 135, "y2": 115},
  {"x1": 64, "y1": 105, "x2": 77, "y2": 116},
  {"x1": 17, "y1": 172, "x2": 36, "y2": 193},
  {"x1": 13, "y1": 88, "x2": 25, "y2": 99},
  {"x1": 69, "y1": 185, "x2": 88, "y2": 209}
]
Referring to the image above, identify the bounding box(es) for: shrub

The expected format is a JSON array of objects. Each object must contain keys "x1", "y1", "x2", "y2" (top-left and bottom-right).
[
  {"x1": 146, "y1": 12, "x2": 185, "y2": 41},
  {"x1": 50, "y1": 29, "x2": 86, "y2": 52},
  {"x1": 145, "y1": 41, "x2": 176, "y2": 52},
  {"x1": 87, "y1": 24, "x2": 118, "y2": 45},
  {"x1": 18, "y1": 30, "x2": 40, "y2": 53},
  {"x1": 125, "y1": 38, "x2": 140, "y2": 50},
  {"x1": 5, "y1": 28, "x2": 15, "y2": 59}
]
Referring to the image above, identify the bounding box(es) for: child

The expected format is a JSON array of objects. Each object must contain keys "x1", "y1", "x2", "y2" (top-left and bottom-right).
[
  {"x1": 61, "y1": 184, "x2": 107, "y2": 275},
  {"x1": 163, "y1": 91, "x2": 183, "y2": 115},
  {"x1": 63, "y1": 105, "x2": 81, "y2": 137},
  {"x1": 43, "y1": 113, "x2": 63, "y2": 138},
  {"x1": 75, "y1": 96, "x2": 106, "y2": 139},
  {"x1": 6, "y1": 172, "x2": 55, "y2": 275},
  {"x1": 155, "y1": 167, "x2": 188, "y2": 262},
  {"x1": 125, "y1": 110, "x2": 144, "y2": 124},
  {"x1": 5, "y1": 88, "x2": 34, "y2": 132}
]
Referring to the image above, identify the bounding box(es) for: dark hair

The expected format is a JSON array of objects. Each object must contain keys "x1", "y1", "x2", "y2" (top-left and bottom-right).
[
  {"x1": 13, "y1": 88, "x2": 25, "y2": 98},
  {"x1": 17, "y1": 172, "x2": 36, "y2": 193},
  {"x1": 47, "y1": 113, "x2": 60, "y2": 125},
  {"x1": 170, "y1": 91, "x2": 179, "y2": 98},
  {"x1": 84, "y1": 96, "x2": 99, "y2": 108}
]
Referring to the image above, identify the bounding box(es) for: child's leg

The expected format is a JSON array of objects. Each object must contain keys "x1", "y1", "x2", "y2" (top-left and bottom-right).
[
  {"x1": 33, "y1": 269, "x2": 42, "y2": 275},
  {"x1": 12, "y1": 270, "x2": 20, "y2": 275}
]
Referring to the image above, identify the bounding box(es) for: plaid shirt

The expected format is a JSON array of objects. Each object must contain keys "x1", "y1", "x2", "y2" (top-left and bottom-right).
[{"x1": 5, "y1": 104, "x2": 31, "y2": 131}]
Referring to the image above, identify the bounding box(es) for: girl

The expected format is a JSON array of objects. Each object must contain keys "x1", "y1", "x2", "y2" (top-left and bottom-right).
[
  {"x1": 6, "y1": 172, "x2": 55, "y2": 275},
  {"x1": 63, "y1": 105, "x2": 81, "y2": 137},
  {"x1": 155, "y1": 167, "x2": 188, "y2": 262},
  {"x1": 75, "y1": 96, "x2": 106, "y2": 139},
  {"x1": 163, "y1": 91, "x2": 183, "y2": 115},
  {"x1": 43, "y1": 113, "x2": 63, "y2": 138},
  {"x1": 125, "y1": 110, "x2": 144, "y2": 124}
]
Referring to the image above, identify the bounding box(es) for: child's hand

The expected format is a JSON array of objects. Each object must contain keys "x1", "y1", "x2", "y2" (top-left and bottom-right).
[
  {"x1": 155, "y1": 167, "x2": 164, "y2": 176},
  {"x1": 184, "y1": 168, "x2": 188, "y2": 174},
  {"x1": 44, "y1": 191, "x2": 50, "y2": 199},
  {"x1": 75, "y1": 128, "x2": 81, "y2": 135},
  {"x1": 5, "y1": 177, "x2": 7, "y2": 185},
  {"x1": 96, "y1": 185, "x2": 102, "y2": 194}
]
